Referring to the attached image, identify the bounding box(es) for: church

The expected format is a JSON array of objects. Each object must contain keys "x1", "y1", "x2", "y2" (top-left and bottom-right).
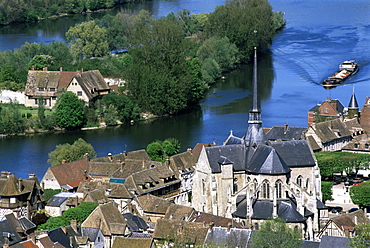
[{"x1": 192, "y1": 48, "x2": 323, "y2": 240}]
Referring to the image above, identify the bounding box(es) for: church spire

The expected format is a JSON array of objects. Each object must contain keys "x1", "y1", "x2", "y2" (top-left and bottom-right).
[
  {"x1": 348, "y1": 87, "x2": 359, "y2": 119},
  {"x1": 244, "y1": 47, "x2": 267, "y2": 146}
]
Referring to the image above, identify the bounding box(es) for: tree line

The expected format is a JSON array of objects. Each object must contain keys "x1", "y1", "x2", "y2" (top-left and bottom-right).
[
  {"x1": 0, "y1": 0, "x2": 286, "y2": 133},
  {"x1": 0, "y1": 0, "x2": 138, "y2": 25}
]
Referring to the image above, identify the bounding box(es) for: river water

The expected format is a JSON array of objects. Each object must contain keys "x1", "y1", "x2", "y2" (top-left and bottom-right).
[{"x1": 0, "y1": 0, "x2": 369, "y2": 179}]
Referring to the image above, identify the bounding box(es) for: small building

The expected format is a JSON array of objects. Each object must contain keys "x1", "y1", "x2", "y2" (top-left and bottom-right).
[
  {"x1": 41, "y1": 158, "x2": 91, "y2": 191},
  {"x1": 45, "y1": 192, "x2": 83, "y2": 217},
  {"x1": 308, "y1": 98, "x2": 345, "y2": 126},
  {"x1": 25, "y1": 68, "x2": 110, "y2": 109},
  {"x1": 0, "y1": 172, "x2": 44, "y2": 219}
]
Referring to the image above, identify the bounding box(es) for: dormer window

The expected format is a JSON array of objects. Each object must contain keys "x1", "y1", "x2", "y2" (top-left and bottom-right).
[
  {"x1": 38, "y1": 87, "x2": 45, "y2": 91},
  {"x1": 50, "y1": 88, "x2": 55, "y2": 92},
  {"x1": 365, "y1": 144, "x2": 369, "y2": 150},
  {"x1": 354, "y1": 143, "x2": 359, "y2": 149}
]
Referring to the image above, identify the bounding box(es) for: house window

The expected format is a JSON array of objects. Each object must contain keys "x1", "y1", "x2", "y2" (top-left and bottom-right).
[
  {"x1": 297, "y1": 175, "x2": 303, "y2": 187},
  {"x1": 38, "y1": 87, "x2": 45, "y2": 91},
  {"x1": 10, "y1": 197, "x2": 16, "y2": 204},
  {"x1": 233, "y1": 178, "x2": 238, "y2": 194},
  {"x1": 77, "y1": 91, "x2": 82, "y2": 96},
  {"x1": 50, "y1": 88, "x2": 55, "y2": 92},
  {"x1": 253, "y1": 179, "x2": 258, "y2": 193},
  {"x1": 354, "y1": 143, "x2": 359, "y2": 149},
  {"x1": 52, "y1": 96, "x2": 57, "y2": 100},
  {"x1": 275, "y1": 180, "x2": 282, "y2": 199},
  {"x1": 324, "y1": 108, "x2": 328, "y2": 114},
  {"x1": 262, "y1": 180, "x2": 270, "y2": 199},
  {"x1": 365, "y1": 144, "x2": 369, "y2": 150},
  {"x1": 202, "y1": 179, "x2": 206, "y2": 196},
  {"x1": 34, "y1": 99, "x2": 38, "y2": 105}
]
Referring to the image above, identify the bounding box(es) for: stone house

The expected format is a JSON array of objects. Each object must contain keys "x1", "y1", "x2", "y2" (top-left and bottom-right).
[
  {"x1": 133, "y1": 194, "x2": 173, "y2": 223},
  {"x1": 81, "y1": 202, "x2": 128, "y2": 248},
  {"x1": 45, "y1": 192, "x2": 83, "y2": 217},
  {"x1": 24, "y1": 68, "x2": 110, "y2": 109},
  {"x1": 0, "y1": 172, "x2": 44, "y2": 219},
  {"x1": 308, "y1": 98, "x2": 345, "y2": 126},
  {"x1": 360, "y1": 96, "x2": 370, "y2": 132},
  {"x1": 192, "y1": 49, "x2": 322, "y2": 240},
  {"x1": 305, "y1": 118, "x2": 353, "y2": 152},
  {"x1": 41, "y1": 158, "x2": 92, "y2": 191},
  {"x1": 317, "y1": 209, "x2": 369, "y2": 239}
]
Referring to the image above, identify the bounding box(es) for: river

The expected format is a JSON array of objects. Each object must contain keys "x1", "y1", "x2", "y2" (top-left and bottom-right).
[{"x1": 0, "y1": 0, "x2": 369, "y2": 179}]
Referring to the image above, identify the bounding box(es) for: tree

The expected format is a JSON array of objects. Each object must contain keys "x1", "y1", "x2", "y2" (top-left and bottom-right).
[
  {"x1": 66, "y1": 20, "x2": 109, "y2": 58},
  {"x1": 28, "y1": 54, "x2": 54, "y2": 70},
  {"x1": 55, "y1": 91, "x2": 85, "y2": 130},
  {"x1": 321, "y1": 181, "x2": 334, "y2": 203},
  {"x1": 349, "y1": 223, "x2": 370, "y2": 248},
  {"x1": 62, "y1": 202, "x2": 98, "y2": 222},
  {"x1": 146, "y1": 138, "x2": 181, "y2": 162},
  {"x1": 100, "y1": 93, "x2": 139, "y2": 123},
  {"x1": 205, "y1": 0, "x2": 275, "y2": 60},
  {"x1": 37, "y1": 216, "x2": 70, "y2": 231},
  {"x1": 251, "y1": 218, "x2": 303, "y2": 248},
  {"x1": 47, "y1": 138, "x2": 96, "y2": 166},
  {"x1": 350, "y1": 181, "x2": 370, "y2": 208},
  {"x1": 37, "y1": 96, "x2": 45, "y2": 127}
]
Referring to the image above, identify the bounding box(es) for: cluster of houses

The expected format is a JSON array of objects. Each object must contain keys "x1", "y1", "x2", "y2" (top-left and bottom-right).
[{"x1": 0, "y1": 50, "x2": 370, "y2": 247}]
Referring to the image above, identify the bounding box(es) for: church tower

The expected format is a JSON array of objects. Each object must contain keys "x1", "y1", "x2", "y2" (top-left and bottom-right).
[
  {"x1": 348, "y1": 88, "x2": 359, "y2": 119},
  {"x1": 244, "y1": 47, "x2": 267, "y2": 147}
]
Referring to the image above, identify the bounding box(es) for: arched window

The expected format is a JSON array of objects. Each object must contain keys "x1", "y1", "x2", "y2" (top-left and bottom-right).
[
  {"x1": 297, "y1": 175, "x2": 303, "y2": 187},
  {"x1": 233, "y1": 178, "x2": 238, "y2": 194},
  {"x1": 306, "y1": 178, "x2": 309, "y2": 190},
  {"x1": 253, "y1": 179, "x2": 258, "y2": 193},
  {"x1": 202, "y1": 179, "x2": 206, "y2": 195},
  {"x1": 275, "y1": 180, "x2": 282, "y2": 199},
  {"x1": 262, "y1": 180, "x2": 270, "y2": 199}
]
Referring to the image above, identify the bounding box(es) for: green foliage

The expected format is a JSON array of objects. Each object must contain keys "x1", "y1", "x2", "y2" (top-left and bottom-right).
[
  {"x1": 187, "y1": 58, "x2": 207, "y2": 102},
  {"x1": 321, "y1": 181, "x2": 334, "y2": 203},
  {"x1": 349, "y1": 223, "x2": 370, "y2": 248},
  {"x1": 103, "y1": 104, "x2": 119, "y2": 126},
  {"x1": 0, "y1": 103, "x2": 25, "y2": 134},
  {"x1": 47, "y1": 138, "x2": 97, "y2": 166},
  {"x1": 206, "y1": 0, "x2": 275, "y2": 61},
  {"x1": 43, "y1": 189, "x2": 62, "y2": 202},
  {"x1": 100, "y1": 93, "x2": 139, "y2": 123},
  {"x1": 37, "y1": 202, "x2": 98, "y2": 230},
  {"x1": 55, "y1": 91, "x2": 85, "y2": 130},
  {"x1": 315, "y1": 152, "x2": 370, "y2": 177},
  {"x1": 272, "y1": 11, "x2": 286, "y2": 31},
  {"x1": 37, "y1": 216, "x2": 70, "y2": 230},
  {"x1": 66, "y1": 20, "x2": 109, "y2": 58},
  {"x1": 251, "y1": 218, "x2": 303, "y2": 248},
  {"x1": 29, "y1": 55, "x2": 54, "y2": 70},
  {"x1": 146, "y1": 138, "x2": 181, "y2": 162},
  {"x1": 62, "y1": 202, "x2": 98, "y2": 222},
  {"x1": 350, "y1": 181, "x2": 370, "y2": 207}
]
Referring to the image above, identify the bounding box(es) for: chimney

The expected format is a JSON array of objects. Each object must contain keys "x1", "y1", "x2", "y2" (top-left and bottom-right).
[
  {"x1": 124, "y1": 151, "x2": 128, "y2": 156},
  {"x1": 166, "y1": 157, "x2": 170, "y2": 166},
  {"x1": 209, "y1": 221, "x2": 214, "y2": 230},
  {"x1": 227, "y1": 222, "x2": 232, "y2": 232},
  {"x1": 60, "y1": 67, "x2": 63, "y2": 71},
  {"x1": 43, "y1": 67, "x2": 48, "y2": 71},
  {"x1": 84, "y1": 153, "x2": 89, "y2": 161},
  {"x1": 284, "y1": 123, "x2": 288, "y2": 134},
  {"x1": 62, "y1": 160, "x2": 66, "y2": 164},
  {"x1": 187, "y1": 148, "x2": 192, "y2": 153},
  {"x1": 84, "y1": 170, "x2": 88, "y2": 180},
  {"x1": 120, "y1": 161, "x2": 125, "y2": 171},
  {"x1": 28, "y1": 173, "x2": 35, "y2": 178},
  {"x1": 18, "y1": 178, "x2": 23, "y2": 192},
  {"x1": 31, "y1": 66, "x2": 35, "y2": 70},
  {"x1": 1, "y1": 171, "x2": 10, "y2": 177},
  {"x1": 108, "y1": 153, "x2": 112, "y2": 162}
]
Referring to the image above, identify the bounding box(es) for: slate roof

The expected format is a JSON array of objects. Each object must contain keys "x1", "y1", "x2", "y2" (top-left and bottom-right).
[
  {"x1": 233, "y1": 199, "x2": 306, "y2": 223},
  {"x1": 266, "y1": 125, "x2": 307, "y2": 141},
  {"x1": 46, "y1": 195, "x2": 69, "y2": 207},
  {"x1": 342, "y1": 134, "x2": 370, "y2": 152},
  {"x1": 246, "y1": 144, "x2": 291, "y2": 175},
  {"x1": 331, "y1": 209, "x2": 369, "y2": 232},
  {"x1": 81, "y1": 227, "x2": 102, "y2": 243},
  {"x1": 48, "y1": 227, "x2": 72, "y2": 248},
  {"x1": 205, "y1": 144, "x2": 246, "y2": 173},
  {"x1": 204, "y1": 227, "x2": 252, "y2": 248},
  {"x1": 153, "y1": 219, "x2": 208, "y2": 246},
  {"x1": 111, "y1": 237, "x2": 153, "y2": 248},
  {"x1": 48, "y1": 159, "x2": 90, "y2": 188},
  {"x1": 271, "y1": 140, "x2": 316, "y2": 167},
  {"x1": 37, "y1": 234, "x2": 64, "y2": 248},
  {"x1": 123, "y1": 213, "x2": 149, "y2": 232},
  {"x1": 0, "y1": 215, "x2": 22, "y2": 246},
  {"x1": 307, "y1": 136, "x2": 322, "y2": 151},
  {"x1": 319, "y1": 235, "x2": 350, "y2": 248},
  {"x1": 348, "y1": 92, "x2": 359, "y2": 109}
]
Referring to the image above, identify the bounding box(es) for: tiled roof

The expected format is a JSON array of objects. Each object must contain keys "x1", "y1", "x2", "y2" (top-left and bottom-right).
[
  {"x1": 111, "y1": 237, "x2": 153, "y2": 248},
  {"x1": 342, "y1": 134, "x2": 370, "y2": 151},
  {"x1": 73, "y1": 70, "x2": 110, "y2": 100},
  {"x1": 77, "y1": 181, "x2": 133, "y2": 199},
  {"x1": 82, "y1": 202, "x2": 126, "y2": 236},
  {"x1": 164, "y1": 204, "x2": 194, "y2": 220},
  {"x1": 0, "y1": 173, "x2": 41, "y2": 197},
  {"x1": 136, "y1": 194, "x2": 173, "y2": 215},
  {"x1": 90, "y1": 150, "x2": 150, "y2": 162},
  {"x1": 49, "y1": 159, "x2": 89, "y2": 188},
  {"x1": 331, "y1": 209, "x2": 369, "y2": 232},
  {"x1": 188, "y1": 211, "x2": 243, "y2": 228},
  {"x1": 124, "y1": 165, "x2": 180, "y2": 195},
  {"x1": 312, "y1": 119, "x2": 352, "y2": 143},
  {"x1": 169, "y1": 150, "x2": 197, "y2": 173},
  {"x1": 153, "y1": 219, "x2": 208, "y2": 246}
]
